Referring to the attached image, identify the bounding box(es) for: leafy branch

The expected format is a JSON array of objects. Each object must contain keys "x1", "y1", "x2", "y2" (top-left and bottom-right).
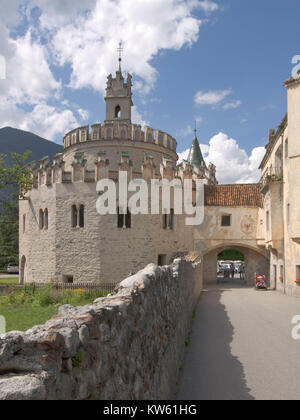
[{"x1": 0, "y1": 151, "x2": 34, "y2": 198}]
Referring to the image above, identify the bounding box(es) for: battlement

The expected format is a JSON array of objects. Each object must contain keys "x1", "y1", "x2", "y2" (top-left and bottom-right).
[
  {"x1": 25, "y1": 149, "x2": 216, "y2": 192},
  {"x1": 63, "y1": 122, "x2": 178, "y2": 154}
]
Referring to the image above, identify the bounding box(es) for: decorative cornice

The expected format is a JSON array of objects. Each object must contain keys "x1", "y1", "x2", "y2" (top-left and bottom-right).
[{"x1": 259, "y1": 114, "x2": 287, "y2": 170}]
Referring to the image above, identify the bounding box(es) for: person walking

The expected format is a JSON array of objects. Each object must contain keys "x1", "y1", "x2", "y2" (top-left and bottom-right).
[{"x1": 230, "y1": 263, "x2": 235, "y2": 279}]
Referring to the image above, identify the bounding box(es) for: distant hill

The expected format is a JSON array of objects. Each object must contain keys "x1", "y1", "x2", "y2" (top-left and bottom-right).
[
  {"x1": 0, "y1": 127, "x2": 63, "y2": 204},
  {"x1": 0, "y1": 127, "x2": 63, "y2": 165}
]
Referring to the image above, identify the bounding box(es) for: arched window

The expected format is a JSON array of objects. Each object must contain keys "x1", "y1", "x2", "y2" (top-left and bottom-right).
[
  {"x1": 169, "y1": 209, "x2": 174, "y2": 230},
  {"x1": 125, "y1": 208, "x2": 131, "y2": 229},
  {"x1": 117, "y1": 207, "x2": 131, "y2": 229},
  {"x1": 44, "y1": 209, "x2": 49, "y2": 230},
  {"x1": 79, "y1": 205, "x2": 85, "y2": 228},
  {"x1": 39, "y1": 209, "x2": 44, "y2": 230},
  {"x1": 115, "y1": 105, "x2": 121, "y2": 118},
  {"x1": 72, "y1": 205, "x2": 78, "y2": 228}
]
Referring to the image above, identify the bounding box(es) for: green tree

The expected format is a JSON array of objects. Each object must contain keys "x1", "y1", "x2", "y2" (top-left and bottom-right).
[
  {"x1": 218, "y1": 249, "x2": 245, "y2": 261},
  {"x1": 0, "y1": 152, "x2": 33, "y2": 269},
  {"x1": 0, "y1": 151, "x2": 33, "y2": 198}
]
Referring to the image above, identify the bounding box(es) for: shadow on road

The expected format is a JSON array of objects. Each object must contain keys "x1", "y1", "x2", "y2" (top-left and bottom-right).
[{"x1": 177, "y1": 286, "x2": 254, "y2": 400}]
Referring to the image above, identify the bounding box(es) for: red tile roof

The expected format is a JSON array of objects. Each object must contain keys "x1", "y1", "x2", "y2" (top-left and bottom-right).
[{"x1": 205, "y1": 184, "x2": 263, "y2": 208}]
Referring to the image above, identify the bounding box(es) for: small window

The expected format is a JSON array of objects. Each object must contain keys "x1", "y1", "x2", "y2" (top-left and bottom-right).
[
  {"x1": 158, "y1": 255, "x2": 167, "y2": 266},
  {"x1": 23, "y1": 215, "x2": 26, "y2": 234},
  {"x1": 163, "y1": 214, "x2": 168, "y2": 230},
  {"x1": 79, "y1": 205, "x2": 85, "y2": 228},
  {"x1": 285, "y1": 139, "x2": 288, "y2": 158},
  {"x1": 297, "y1": 266, "x2": 300, "y2": 280},
  {"x1": 287, "y1": 204, "x2": 290, "y2": 225},
  {"x1": 163, "y1": 211, "x2": 174, "y2": 230},
  {"x1": 221, "y1": 215, "x2": 231, "y2": 227},
  {"x1": 115, "y1": 105, "x2": 121, "y2": 119},
  {"x1": 72, "y1": 205, "x2": 78, "y2": 228},
  {"x1": 63, "y1": 275, "x2": 74, "y2": 284},
  {"x1": 266, "y1": 211, "x2": 270, "y2": 231},
  {"x1": 125, "y1": 209, "x2": 131, "y2": 229},
  {"x1": 44, "y1": 209, "x2": 48, "y2": 230},
  {"x1": 118, "y1": 207, "x2": 124, "y2": 228},
  {"x1": 39, "y1": 209, "x2": 44, "y2": 230},
  {"x1": 169, "y1": 209, "x2": 174, "y2": 230}
]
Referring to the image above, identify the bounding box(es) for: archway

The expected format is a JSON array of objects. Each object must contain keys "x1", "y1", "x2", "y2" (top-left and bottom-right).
[
  {"x1": 217, "y1": 248, "x2": 245, "y2": 284},
  {"x1": 20, "y1": 255, "x2": 26, "y2": 285},
  {"x1": 203, "y1": 244, "x2": 269, "y2": 286}
]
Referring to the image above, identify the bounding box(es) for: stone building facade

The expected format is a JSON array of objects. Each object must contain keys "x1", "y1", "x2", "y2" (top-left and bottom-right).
[
  {"x1": 19, "y1": 65, "x2": 300, "y2": 296},
  {"x1": 259, "y1": 71, "x2": 300, "y2": 297},
  {"x1": 19, "y1": 67, "x2": 215, "y2": 285}
]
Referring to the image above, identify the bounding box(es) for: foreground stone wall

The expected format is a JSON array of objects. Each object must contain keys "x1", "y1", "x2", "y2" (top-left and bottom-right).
[{"x1": 0, "y1": 259, "x2": 202, "y2": 400}]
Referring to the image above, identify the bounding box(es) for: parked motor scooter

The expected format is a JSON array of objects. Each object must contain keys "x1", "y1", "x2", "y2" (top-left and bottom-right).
[{"x1": 255, "y1": 275, "x2": 268, "y2": 290}]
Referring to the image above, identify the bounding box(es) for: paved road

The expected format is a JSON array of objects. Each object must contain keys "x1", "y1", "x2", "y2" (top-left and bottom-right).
[
  {"x1": 178, "y1": 280, "x2": 300, "y2": 400},
  {"x1": 0, "y1": 274, "x2": 19, "y2": 279}
]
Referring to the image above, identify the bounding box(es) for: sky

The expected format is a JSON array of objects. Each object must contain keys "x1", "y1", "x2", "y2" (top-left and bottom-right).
[{"x1": 0, "y1": 0, "x2": 299, "y2": 183}]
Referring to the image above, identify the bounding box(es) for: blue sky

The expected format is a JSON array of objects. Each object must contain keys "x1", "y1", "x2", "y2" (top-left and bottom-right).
[{"x1": 0, "y1": 0, "x2": 299, "y2": 183}]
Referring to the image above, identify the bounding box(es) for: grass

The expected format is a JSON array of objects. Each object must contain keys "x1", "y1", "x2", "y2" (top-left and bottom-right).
[
  {"x1": 0, "y1": 305, "x2": 58, "y2": 333},
  {"x1": 0, "y1": 278, "x2": 19, "y2": 285},
  {"x1": 0, "y1": 284, "x2": 110, "y2": 333}
]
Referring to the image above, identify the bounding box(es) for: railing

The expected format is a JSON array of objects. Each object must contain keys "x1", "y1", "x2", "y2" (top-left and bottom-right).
[
  {"x1": 54, "y1": 282, "x2": 117, "y2": 294},
  {"x1": 0, "y1": 282, "x2": 117, "y2": 294},
  {"x1": 260, "y1": 167, "x2": 283, "y2": 187}
]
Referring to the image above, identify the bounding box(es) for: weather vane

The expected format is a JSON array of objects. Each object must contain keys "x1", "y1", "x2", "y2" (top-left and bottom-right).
[{"x1": 117, "y1": 41, "x2": 123, "y2": 70}]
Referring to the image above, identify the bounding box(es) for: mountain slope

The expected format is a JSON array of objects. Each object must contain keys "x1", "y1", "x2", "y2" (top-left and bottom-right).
[{"x1": 0, "y1": 127, "x2": 63, "y2": 164}]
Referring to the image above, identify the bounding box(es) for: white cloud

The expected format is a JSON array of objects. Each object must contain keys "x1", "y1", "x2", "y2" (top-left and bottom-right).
[
  {"x1": 177, "y1": 132, "x2": 265, "y2": 184},
  {"x1": 194, "y1": 89, "x2": 231, "y2": 105},
  {"x1": 195, "y1": 116, "x2": 204, "y2": 124},
  {"x1": 77, "y1": 108, "x2": 90, "y2": 121},
  {"x1": 177, "y1": 124, "x2": 194, "y2": 138},
  {"x1": 45, "y1": 0, "x2": 207, "y2": 93},
  {"x1": 0, "y1": 1, "x2": 220, "y2": 141},
  {"x1": 1, "y1": 31, "x2": 61, "y2": 104},
  {"x1": 223, "y1": 100, "x2": 242, "y2": 110},
  {"x1": 132, "y1": 106, "x2": 149, "y2": 128},
  {"x1": 178, "y1": 149, "x2": 190, "y2": 162},
  {"x1": 206, "y1": 133, "x2": 265, "y2": 183},
  {"x1": 198, "y1": 0, "x2": 219, "y2": 13},
  {"x1": 20, "y1": 104, "x2": 79, "y2": 140},
  {"x1": 0, "y1": 98, "x2": 79, "y2": 140},
  {"x1": 0, "y1": 0, "x2": 23, "y2": 26}
]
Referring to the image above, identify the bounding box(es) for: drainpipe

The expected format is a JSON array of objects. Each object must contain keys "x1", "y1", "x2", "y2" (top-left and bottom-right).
[{"x1": 282, "y1": 135, "x2": 286, "y2": 295}]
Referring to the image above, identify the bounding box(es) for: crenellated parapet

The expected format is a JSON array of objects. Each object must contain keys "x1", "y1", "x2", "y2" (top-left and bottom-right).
[
  {"x1": 160, "y1": 157, "x2": 176, "y2": 181},
  {"x1": 142, "y1": 154, "x2": 156, "y2": 181},
  {"x1": 175, "y1": 159, "x2": 218, "y2": 185},
  {"x1": 38, "y1": 156, "x2": 51, "y2": 186},
  {"x1": 63, "y1": 122, "x2": 178, "y2": 154},
  {"x1": 25, "y1": 147, "x2": 217, "y2": 192}
]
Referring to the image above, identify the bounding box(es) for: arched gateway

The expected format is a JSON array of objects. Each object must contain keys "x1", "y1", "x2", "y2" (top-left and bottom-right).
[{"x1": 195, "y1": 184, "x2": 269, "y2": 285}]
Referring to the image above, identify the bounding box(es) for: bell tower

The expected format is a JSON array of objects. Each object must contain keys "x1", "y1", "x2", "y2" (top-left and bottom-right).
[{"x1": 105, "y1": 42, "x2": 133, "y2": 123}]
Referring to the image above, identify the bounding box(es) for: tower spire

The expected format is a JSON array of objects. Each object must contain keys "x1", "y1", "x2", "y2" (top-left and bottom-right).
[
  {"x1": 187, "y1": 125, "x2": 205, "y2": 169},
  {"x1": 117, "y1": 41, "x2": 123, "y2": 72}
]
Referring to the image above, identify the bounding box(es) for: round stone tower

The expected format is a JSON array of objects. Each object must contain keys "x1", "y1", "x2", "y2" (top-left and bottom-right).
[{"x1": 19, "y1": 67, "x2": 198, "y2": 285}]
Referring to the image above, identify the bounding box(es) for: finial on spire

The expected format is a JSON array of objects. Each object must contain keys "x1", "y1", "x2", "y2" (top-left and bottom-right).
[
  {"x1": 194, "y1": 120, "x2": 197, "y2": 137},
  {"x1": 117, "y1": 41, "x2": 123, "y2": 72}
]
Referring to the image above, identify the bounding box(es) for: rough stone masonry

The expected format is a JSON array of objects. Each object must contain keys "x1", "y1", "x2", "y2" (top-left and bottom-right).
[{"x1": 0, "y1": 259, "x2": 202, "y2": 400}]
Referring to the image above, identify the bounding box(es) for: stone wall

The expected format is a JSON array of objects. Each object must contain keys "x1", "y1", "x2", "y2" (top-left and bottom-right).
[{"x1": 0, "y1": 259, "x2": 202, "y2": 400}]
